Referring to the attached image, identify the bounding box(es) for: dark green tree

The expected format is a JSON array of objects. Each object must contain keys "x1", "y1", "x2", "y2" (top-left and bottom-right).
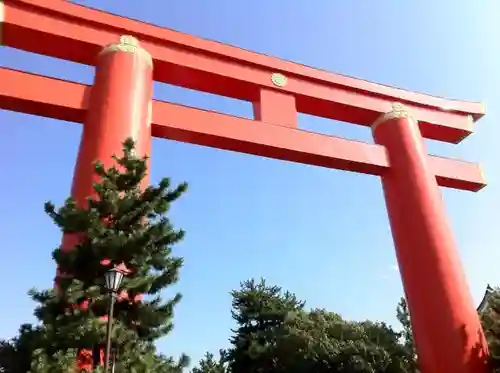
[
  {"x1": 480, "y1": 287, "x2": 500, "y2": 372},
  {"x1": 226, "y1": 278, "x2": 305, "y2": 373},
  {"x1": 200, "y1": 278, "x2": 416, "y2": 373},
  {"x1": 0, "y1": 138, "x2": 189, "y2": 373},
  {"x1": 396, "y1": 298, "x2": 417, "y2": 372},
  {"x1": 192, "y1": 352, "x2": 228, "y2": 373}
]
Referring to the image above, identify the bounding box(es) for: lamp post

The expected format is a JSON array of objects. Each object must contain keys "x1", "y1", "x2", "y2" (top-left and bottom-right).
[{"x1": 103, "y1": 267, "x2": 124, "y2": 373}]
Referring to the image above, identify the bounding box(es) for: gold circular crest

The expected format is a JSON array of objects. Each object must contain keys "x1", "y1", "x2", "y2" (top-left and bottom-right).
[{"x1": 271, "y1": 73, "x2": 287, "y2": 87}]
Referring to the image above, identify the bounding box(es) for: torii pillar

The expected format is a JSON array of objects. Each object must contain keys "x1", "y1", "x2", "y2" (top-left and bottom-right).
[
  {"x1": 373, "y1": 103, "x2": 488, "y2": 373},
  {"x1": 60, "y1": 35, "x2": 153, "y2": 371}
]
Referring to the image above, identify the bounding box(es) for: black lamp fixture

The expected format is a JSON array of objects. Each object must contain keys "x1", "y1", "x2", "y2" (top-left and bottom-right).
[{"x1": 103, "y1": 267, "x2": 125, "y2": 373}]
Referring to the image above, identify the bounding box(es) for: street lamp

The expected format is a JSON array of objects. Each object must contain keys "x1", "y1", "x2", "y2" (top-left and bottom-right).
[{"x1": 103, "y1": 267, "x2": 125, "y2": 373}]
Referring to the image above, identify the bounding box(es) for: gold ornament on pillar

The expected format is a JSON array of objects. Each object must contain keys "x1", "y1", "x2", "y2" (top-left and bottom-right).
[
  {"x1": 99, "y1": 35, "x2": 153, "y2": 67},
  {"x1": 372, "y1": 102, "x2": 415, "y2": 131}
]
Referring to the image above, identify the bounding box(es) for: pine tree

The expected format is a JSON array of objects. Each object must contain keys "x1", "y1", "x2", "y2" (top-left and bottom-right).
[
  {"x1": 218, "y1": 278, "x2": 415, "y2": 373},
  {"x1": 191, "y1": 352, "x2": 228, "y2": 373},
  {"x1": 480, "y1": 287, "x2": 500, "y2": 372},
  {"x1": 0, "y1": 138, "x2": 189, "y2": 373},
  {"x1": 396, "y1": 298, "x2": 418, "y2": 372},
  {"x1": 226, "y1": 278, "x2": 305, "y2": 373}
]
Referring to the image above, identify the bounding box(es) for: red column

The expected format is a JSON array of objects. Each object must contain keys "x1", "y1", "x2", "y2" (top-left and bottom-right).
[
  {"x1": 373, "y1": 103, "x2": 488, "y2": 373},
  {"x1": 70, "y1": 35, "x2": 153, "y2": 205},
  {"x1": 60, "y1": 35, "x2": 153, "y2": 371}
]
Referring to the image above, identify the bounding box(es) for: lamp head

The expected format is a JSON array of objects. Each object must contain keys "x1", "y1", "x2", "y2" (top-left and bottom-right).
[{"x1": 104, "y1": 267, "x2": 124, "y2": 292}]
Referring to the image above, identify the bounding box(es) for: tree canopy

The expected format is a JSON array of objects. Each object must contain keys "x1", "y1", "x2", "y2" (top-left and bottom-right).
[
  {"x1": 0, "y1": 139, "x2": 189, "y2": 373},
  {"x1": 481, "y1": 287, "x2": 500, "y2": 372},
  {"x1": 193, "y1": 279, "x2": 417, "y2": 373}
]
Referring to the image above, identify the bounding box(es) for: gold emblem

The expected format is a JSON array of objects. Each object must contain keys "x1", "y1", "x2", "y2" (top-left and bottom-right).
[{"x1": 271, "y1": 73, "x2": 287, "y2": 87}]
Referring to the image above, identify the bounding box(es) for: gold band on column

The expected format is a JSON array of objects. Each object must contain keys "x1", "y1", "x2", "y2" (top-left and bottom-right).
[
  {"x1": 372, "y1": 102, "x2": 415, "y2": 131},
  {"x1": 99, "y1": 35, "x2": 153, "y2": 68}
]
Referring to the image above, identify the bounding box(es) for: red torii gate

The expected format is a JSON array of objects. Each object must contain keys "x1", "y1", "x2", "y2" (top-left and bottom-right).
[{"x1": 0, "y1": 1, "x2": 489, "y2": 372}]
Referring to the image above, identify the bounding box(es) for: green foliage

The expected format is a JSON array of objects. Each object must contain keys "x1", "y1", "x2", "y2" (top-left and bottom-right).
[
  {"x1": 193, "y1": 279, "x2": 417, "y2": 373},
  {"x1": 28, "y1": 348, "x2": 79, "y2": 373},
  {"x1": 396, "y1": 298, "x2": 417, "y2": 371},
  {"x1": 396, "y1": 288, "x2": 500, "y2": 373},
  {"x1": 480, "y1": 287, "x2": 500, "y2": 372},
  {"x1": 0, "y1": 339, "x2": 20, "y2": 373},
  {"x1": 192, "y1": 352, "x2": 228, "y2": 373},
  {"x1": 0, "y1": 139, "x2": 188, "y2": 373}
]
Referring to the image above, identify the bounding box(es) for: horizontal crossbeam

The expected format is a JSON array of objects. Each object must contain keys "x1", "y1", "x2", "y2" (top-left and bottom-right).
[
  {"x1": 0, "y1": 68, "x2": 486, "y2": 192},
  {"x1": 1, "y1": 0, "x2": 485, "y2": 143}
]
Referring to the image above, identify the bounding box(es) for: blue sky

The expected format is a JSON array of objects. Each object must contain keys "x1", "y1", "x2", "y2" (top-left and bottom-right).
[{"x1": 1, "y1": 0, "x2": 500, "y2": 366}]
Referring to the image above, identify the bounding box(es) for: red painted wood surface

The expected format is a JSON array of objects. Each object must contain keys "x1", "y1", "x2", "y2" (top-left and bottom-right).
[
  {"x1": 0, "y1": 1, "x2": 490, "y2": 371},
  {"x1": 374, "y1": 115, "x2": 488, "y2": 373},
  {"x1": 1, "y1": 0, "x2": 485, "y2": 143},
  {"x1": 0, "y1": 67, "x2": 486, "y2": 192}
]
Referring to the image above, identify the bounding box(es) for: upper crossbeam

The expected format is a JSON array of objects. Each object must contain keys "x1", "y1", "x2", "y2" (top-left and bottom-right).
[{"x1": 0, "y1": 0, "x2": 485, "y2": 143}]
